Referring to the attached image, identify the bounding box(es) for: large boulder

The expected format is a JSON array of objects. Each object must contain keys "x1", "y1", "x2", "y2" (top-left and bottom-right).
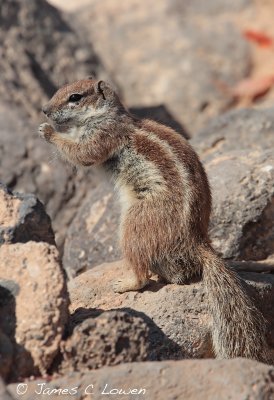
[
  {"x1": 68, "y1": 261, "x2": 274, "y2": 361},
  {"x1": 74, "y1": 0, "x2": 251, "y2": 132},
  {"x1": 8, "y1": 358, "x2": 274, "y2": 400},
  {"x1": 207, "y1": 149, "x2": 274, "y2": 260},
  {"x1": 191, "y1": 108, "x2": 274, "y2": 160},
  {"x1": 59, "y1": 310, "x2": 149, "y2": 374},
  {"x1": 0, "y1": 242, "x2": 69, "y2": 380}
]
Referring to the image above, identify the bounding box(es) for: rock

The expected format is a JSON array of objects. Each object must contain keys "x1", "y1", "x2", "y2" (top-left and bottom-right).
[
  {"x1": 0, "y1": 378, "x2": 14, "y2": 400},
  {"x1": 8, "y1": 358, "x2": 274, "y2": 400},
  {"x1": 76, "y1": 0, "x2": 251, "y2": 132},
  {"x1": 0, "y1": 242, "x2": 69, "y2": 380},
  {"x1": 169, "y1": 0, "x2": 250, "y2": 15},
  {"x1": 68, "y1": 261, "x2": 274, "y2": 361},
  {"x1": 207, "y1": 149, "x2": 274, "y2": 260},
  {"x1": 0, "y1": 183, "x2": 55, "y2": 246},
  {"x1": 0, "y1": 0, "x2": 105, "y2": 118},
  {"x1": 191, "y1": 108, "x2": 274, "y2": 160},
  {"x1": 59, "y1": 310, "x2": 149, "y2": 374},
  {"x1": 63, "y1": 181, "x2": 120, "y2": 278}
]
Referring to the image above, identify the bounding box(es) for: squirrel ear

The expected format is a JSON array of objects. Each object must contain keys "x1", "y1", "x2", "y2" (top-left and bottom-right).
[{"x1": 95, "y1": 80, "x2": 112, "y2": 100}]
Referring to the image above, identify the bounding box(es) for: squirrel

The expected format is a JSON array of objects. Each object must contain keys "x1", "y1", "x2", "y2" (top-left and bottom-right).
[{"x1": 39, "y1": 78, "x2": 268, "y2": 361}]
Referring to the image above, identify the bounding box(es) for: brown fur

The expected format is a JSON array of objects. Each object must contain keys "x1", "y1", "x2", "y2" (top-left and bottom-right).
[{"x1": 39, "y1": 79, "x2": 268, "y2": 361}]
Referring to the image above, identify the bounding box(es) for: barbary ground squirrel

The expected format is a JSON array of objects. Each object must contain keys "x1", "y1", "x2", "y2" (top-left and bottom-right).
[{"x1": 39, "y1": 78, "x2": 267, "y2": 361}]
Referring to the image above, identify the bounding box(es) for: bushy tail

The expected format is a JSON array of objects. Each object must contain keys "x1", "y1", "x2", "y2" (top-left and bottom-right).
[{"x1": 200, "y1": 246, "x2": 268, "y2": 361}]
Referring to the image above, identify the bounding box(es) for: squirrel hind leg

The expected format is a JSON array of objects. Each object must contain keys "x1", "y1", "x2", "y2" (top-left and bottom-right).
[{"x1": 112, "y1": 260, "x2": 150, "y2": 293}]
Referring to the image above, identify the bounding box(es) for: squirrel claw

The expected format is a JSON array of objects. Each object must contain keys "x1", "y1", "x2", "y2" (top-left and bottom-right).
[{"x1": 38, "y1": 123, "x2": 54, "y2": 142}]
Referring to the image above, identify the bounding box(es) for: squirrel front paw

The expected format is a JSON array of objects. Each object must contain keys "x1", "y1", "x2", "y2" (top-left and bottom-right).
[{"x1": 38, "y1": 123, "x2": 55, "y2": 142}]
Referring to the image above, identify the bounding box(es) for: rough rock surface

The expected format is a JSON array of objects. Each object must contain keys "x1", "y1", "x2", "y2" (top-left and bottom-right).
[
  {"x1": 68, "y1": 261, "x2": 274, "y2": 361},
  {"x1": 0, "y1": 242, "x2": 69, "y2": 379},
  {"x1": 63, "y1": 181, "x2": 120, "y2": 278},
  {"x1": 76, "y1": 0, "x2": 251, "y2": 132},
  {"x1": 0, "y1": 0, "x2": 105, "y2": 118},
  {"x1": 8, "y1": 358, "x2": 274, "y2": 400},
  {"x1": 192, "y1": 108, "x2": 274, "y2": 160},
  {"x1": 0, "y1": 183, "x2": 55, "y2": 246},
  {"x1": 207, "y1": 149, "x2": 274, "y2": 260},
  {"x1": 59, "y1": 310, "x2": 149, "y2": 374}
]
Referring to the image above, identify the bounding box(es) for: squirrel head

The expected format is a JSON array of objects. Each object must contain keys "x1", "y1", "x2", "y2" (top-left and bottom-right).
[{"x1": 42, "y1": 78, "x2": 124, "y2": 126}]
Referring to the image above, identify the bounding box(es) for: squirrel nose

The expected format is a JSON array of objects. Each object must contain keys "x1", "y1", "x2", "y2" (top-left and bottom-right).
[{"x1": 42, "y1": 104, "x2": 50, "y2": 116}]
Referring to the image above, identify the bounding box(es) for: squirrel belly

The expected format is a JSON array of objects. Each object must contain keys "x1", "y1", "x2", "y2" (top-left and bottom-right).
[{"x1": 39, "y1": 78, "x2": 268, "y2": 361}]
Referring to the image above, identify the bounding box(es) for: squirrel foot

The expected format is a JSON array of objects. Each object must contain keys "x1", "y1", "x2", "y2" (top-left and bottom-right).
[{"x1": 113, "y1": 275, "x2": 150, "y2": 293}]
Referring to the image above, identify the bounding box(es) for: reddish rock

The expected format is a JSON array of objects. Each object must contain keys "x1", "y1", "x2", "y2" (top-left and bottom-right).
[
  {"x1": 0, "y1": 243, "x2": 69, "y2": 379},
  {"x1": 8, "y1": 358, "x2": 274, "y2": 400}
]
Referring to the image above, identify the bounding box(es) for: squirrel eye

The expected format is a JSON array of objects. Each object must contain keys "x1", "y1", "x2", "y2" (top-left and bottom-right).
[{"x1": 69, "y1": 93, "x2": 83, "y2": 102}]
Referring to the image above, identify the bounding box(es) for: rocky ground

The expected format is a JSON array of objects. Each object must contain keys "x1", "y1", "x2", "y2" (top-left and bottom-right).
[{"x1": 1, "y1": 0, "x2": 274, "y2": 398}]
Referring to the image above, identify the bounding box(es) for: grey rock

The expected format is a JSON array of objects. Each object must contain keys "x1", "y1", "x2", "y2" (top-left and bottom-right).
[
  {"x1": 0, "y1": 0, "x2": 105, "y2": 118},
  {"x1": 169, "y1": 0, "x2": 250, "y2": 16},
  {"x1": 63, "y1": 181, "x2": 120, "y2": 278},
  {"x1": 77, "y1": 0, "x2": 251, "y2": 132},
  {"x1": 207, "y1": 149, "x2": 274, "y2": 260},
  {"x1": 191, "y1": 108, "x2": 274, "y2": 160},
  {"x1": 0, "y1": 184, "x2": 55, "y2": 246}
]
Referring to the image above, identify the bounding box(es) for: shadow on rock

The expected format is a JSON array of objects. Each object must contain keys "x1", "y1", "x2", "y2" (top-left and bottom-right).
[
  {"x1": 0, "y1": 283, "x2": 36, "y2": 382},
  {"x1": 130, "y1": 104, "x2": 190, "y2": 139}
]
